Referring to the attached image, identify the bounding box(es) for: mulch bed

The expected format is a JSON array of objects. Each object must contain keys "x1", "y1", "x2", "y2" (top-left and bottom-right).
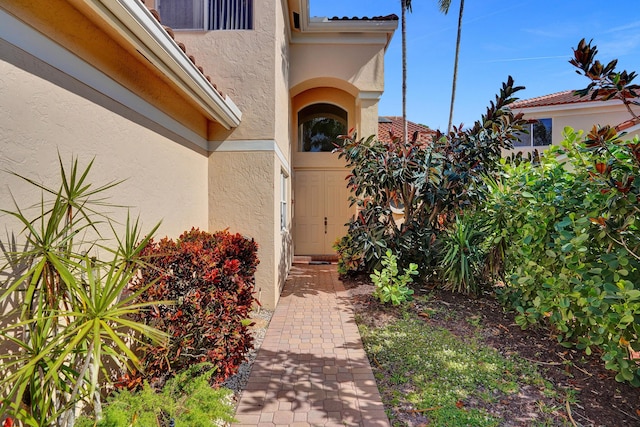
[{"x1": 342, "y1": 274, "x2": 640, "y2": 427}]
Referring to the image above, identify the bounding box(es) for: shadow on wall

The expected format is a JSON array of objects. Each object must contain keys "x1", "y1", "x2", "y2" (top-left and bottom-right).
[
  {"x1": 277, "y1": 229, "x2": 294, "y2": 303},
  {"x1": 0, "y1": 232, "x2": 30, "y2": 360}
]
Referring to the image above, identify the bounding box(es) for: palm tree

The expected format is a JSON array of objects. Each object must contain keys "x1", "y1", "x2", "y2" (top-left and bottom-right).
[
  {"x1": 439, "y1": 0, "x2": 465, "y2": 134},
  {"x1": 401, "y1": 0, "x2": 412, "y2": 145}
]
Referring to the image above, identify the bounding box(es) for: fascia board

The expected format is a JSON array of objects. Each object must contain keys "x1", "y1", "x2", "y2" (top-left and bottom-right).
[
  {"x1": 291, "y1": 32, "x2": 391, "y2": 45},
  {"x1": 83, "y1": 0, "x2": 241, "y2": 129},
  {"x1": 358, "y1": 91, "x2": 383, "y2": 100},
  {"x1": 620, "y1": 123, "x2": 640, "y2": 135},
  {"x1": 304, "y1": 19, "x2": 398, "y2": 34}
]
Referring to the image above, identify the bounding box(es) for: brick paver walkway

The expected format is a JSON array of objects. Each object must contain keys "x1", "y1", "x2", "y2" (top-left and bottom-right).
[{"x1": 234, "y1": 264, "x2": 390, "y2": 427}]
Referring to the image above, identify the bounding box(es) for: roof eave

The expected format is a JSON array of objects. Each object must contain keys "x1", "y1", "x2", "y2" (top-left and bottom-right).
[
  {"x1": 82, "y1": 0, "x2": 241, "y2": 130},
  {"x1": 292, "y1": 0, "x2": 397, "y2": 46},
  {"x1": 511, "y1": 98, "x2": 628, "y2": 115}
]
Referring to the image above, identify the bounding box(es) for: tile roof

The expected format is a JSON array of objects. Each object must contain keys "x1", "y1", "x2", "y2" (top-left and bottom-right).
[
  {"x1": 329, "y1": 14, "x2": 399, "y2": 21},
  {"x1": 617, "y1": 117, "x2": 640, "y2": 132},
  {"x1": 509, "y1": 90, "x2": 595, "y2": 109},
  {"x1": 139, "y1": 0, "x2": 225, "y2": 98},
  {"x1": 378, "y1": 116, "x2": 437, "y2": 145},
  {"x1": 509, "y1": 89, "x2": 640, "y2": 109}
]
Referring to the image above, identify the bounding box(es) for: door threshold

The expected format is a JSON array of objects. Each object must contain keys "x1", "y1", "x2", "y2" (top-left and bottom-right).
[{"x1": 293, "y1": 255, "x2": 338, "y2": 264}]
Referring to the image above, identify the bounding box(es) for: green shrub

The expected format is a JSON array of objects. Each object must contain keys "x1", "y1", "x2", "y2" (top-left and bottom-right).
[
  {"x1": 333, "y1": 234, "x2": 363, "y2": 275},
  {"x1": 485, "y1": 133, "x2": 640, "y2": 385},
  {"x1": 479, "y1": 39, "x2": 640, "y2": 385},
  {"x1": 76, "y1": 364, "x2": 236, "y2": 427},
  {"x1": 370, "y1": 250, "x2": 418, "y2": 305}
]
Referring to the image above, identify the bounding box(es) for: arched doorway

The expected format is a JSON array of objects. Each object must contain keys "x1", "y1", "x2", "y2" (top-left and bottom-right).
[{"x1": 293, "y1": 101, "x2": 352, "y2": 256}]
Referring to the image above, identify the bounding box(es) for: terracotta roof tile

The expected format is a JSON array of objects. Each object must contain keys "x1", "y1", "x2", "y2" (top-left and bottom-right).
[
  {"x1": 617, "y1": 117, "x2": 640, "y2": 132},
  {"x1": 138, "y1": 0, "x2": 225, "y2": 99},
  {"x1": 511, "y1": 90, "x2": 599, "y2": 109},
  {"x1": 510, "y1": 90, "x2": 591, "y2": 108},
  {"x1": 378, "y1": 116, "x2": 437, "y2": 145},
  {"x1": 329, "y1": 14, "x2": 399, "y2": 21}
]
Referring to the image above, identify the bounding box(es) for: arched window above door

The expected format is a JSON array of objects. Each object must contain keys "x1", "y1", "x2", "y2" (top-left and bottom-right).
[{"x1": 298, "y1": 103, "x2": 347, "y2": 152}]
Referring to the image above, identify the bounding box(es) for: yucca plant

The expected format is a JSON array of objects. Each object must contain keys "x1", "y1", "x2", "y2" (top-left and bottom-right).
[
  {"x1": 439, "y1": 214, "x2": 486, "y2": 294},
  {"x1": 0, "y1": 155, "x2": 165, "y2": 427}
]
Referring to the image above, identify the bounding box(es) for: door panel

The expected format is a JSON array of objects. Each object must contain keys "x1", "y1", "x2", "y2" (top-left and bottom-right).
[
  {"x1": 294, "y1": 170, "x2": 351, "y2": 255},
  {"x1": 294, "y1": 171, "x2": 324, "y2": 255},
  {"x1": 324, "y1": 171, "x2": 351, "y2": 253}
]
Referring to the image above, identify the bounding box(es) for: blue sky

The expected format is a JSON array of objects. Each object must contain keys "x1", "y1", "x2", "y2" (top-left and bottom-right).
[{"x1": 311, "y1": 1, "x2": 640, "y2": 131}]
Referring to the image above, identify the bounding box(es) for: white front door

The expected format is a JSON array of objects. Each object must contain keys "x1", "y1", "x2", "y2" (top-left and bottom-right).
[{"x1": 294, "y1": 170, "x2": 351, "y2": 255}]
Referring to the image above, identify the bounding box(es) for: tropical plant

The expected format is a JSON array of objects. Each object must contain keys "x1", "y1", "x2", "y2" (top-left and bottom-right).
[
  {"x1": 0, "y1": 156, "x2": 165, "y2": 426},
  {"x1": 439, "y1": 214, "x2": 485, "y2": 294},
  {"x1": 476, "y1": 38, "x2": 640, "y2": 386},
  {"x1": 486, "y1": 132, "x2": 640, "y2": 385},
  {"x1": 333, "y1": 235, "x2": 362, "y2": 275},
  {"x1": 401, "y1": 0, "x2": 412, "y2": 144},
  {"x1": 370, "y1": 250, "x2": 418, "y2": 305},
  {"x1": 76, "y1": 364, "x2": 236, "y2": 427},
  {"x1": 334, "y1": 77, "x2": 527, "y2": 272},
  {"x1": 126, "y1": 228, "x2": 259, "y2": 387},
  {"x1": 438, "y1": 0, "x2": 466, "y2": 134},
  {"x1": 570, "y1": 38, "x2": 640, "y2": 262},
  {"x1": 571, "y1": 38, "x2": 639, "y2": 122}
]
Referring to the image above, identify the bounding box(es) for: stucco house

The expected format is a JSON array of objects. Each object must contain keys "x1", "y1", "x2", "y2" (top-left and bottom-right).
[
  {"x1": 0, "y1": 0, "x2": 398, "y2": 309},
  {"x1": 505, "y1": 90, "x2": 640, "y2": 156}
]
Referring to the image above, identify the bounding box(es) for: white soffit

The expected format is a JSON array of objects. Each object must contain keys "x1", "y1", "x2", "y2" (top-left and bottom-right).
[
  {"x1": 82, "y1": 0, "x2": 241, "y2": 129},
  {"x1": 292, "y1": 0, "x2": 397, "y2": 45}
]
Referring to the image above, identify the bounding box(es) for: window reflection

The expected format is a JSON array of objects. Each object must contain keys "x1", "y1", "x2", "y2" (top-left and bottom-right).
[{"x1": 298, "y1": 103, "x2": 347, "y2": 152}]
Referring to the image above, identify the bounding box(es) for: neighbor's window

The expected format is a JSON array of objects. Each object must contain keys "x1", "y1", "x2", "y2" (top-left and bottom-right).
[
  {"x1": 280, "y1": 171, "x2": 288, "y2": 231},
  {"x1": 158, "y1": 0, "x2": 254, "y2": 30},
  {"x1": 514, "y1": 118, "x2": 552, "y2": 147},
  {"x1": 298, "y1": 103, "x2": 347, "y2": 152}
]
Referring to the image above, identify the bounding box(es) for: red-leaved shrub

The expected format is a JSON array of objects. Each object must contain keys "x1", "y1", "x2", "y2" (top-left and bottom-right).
[{"x1": 128, "y1": 228, "x2": 259, "y2": 386}]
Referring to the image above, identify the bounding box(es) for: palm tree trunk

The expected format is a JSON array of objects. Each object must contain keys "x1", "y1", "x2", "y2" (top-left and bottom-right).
[
  {"x1": 447, "y1": 0, "x2": 464, "y2": 134},
  {"x1": 402, "y1": 0, "x2": 408, "y2": 145}
]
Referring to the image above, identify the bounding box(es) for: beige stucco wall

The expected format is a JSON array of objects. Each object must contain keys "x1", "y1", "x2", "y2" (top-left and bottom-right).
[
  {"x1": 2, "y1": 0, "x2": 211, "y2": 140},
  {"x1": 173, "y1": 2, "x2": 282, "y2": 146},
  {"x1": 274, "y1": 0, "x2": 292, "y2": 156},
  {"x1": 290, "y1": 44, "x2": 385, "y2": 95},
  {"x1": 358, "y1": 96, "x2": 382, "y2": 139},
  {"x1": 507, "y1": 103, "x2": 640, "y2": 157},
  {"x1": 0, "y1": 49, "x2": 209, "y2": 245},
  {"x1": 173, "y1": 1, "x2": 292, "y2": 309},
  {"x1": 208, "y1": 151, "x2": 281, "y2": 309},
  {"x1": 289, "y1": 41, "x2": 386, "y2": 148}
]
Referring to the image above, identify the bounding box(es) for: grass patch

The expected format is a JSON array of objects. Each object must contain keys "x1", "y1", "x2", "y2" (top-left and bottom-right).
[{"x1": 359, "y1": 315, "x2": 563, "y2": 426}]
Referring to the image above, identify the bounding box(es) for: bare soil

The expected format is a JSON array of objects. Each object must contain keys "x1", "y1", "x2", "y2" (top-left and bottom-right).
[{"x1": 341, "y1": 274, "x2": 640, "y2": 427}]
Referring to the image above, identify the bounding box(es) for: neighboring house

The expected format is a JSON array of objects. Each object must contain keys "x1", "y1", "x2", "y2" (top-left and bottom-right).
[
  {"x1": 0, "y1": 0, "x2": 397, "y2": 309},
  {"x1": 377, "y1": 116, "x2": 437, "y2": 145},
  {"x1": 506, "y1": 90, "x2": 640, "y2": 156}
]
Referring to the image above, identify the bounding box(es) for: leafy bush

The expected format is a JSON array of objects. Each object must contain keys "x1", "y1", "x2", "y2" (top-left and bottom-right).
[
  {"x1": 0, "y1": 156, "x2": 164, "y2": 427},
  {"x1": 486, "y1": 134, "x2": 640, "y2": 385},
  {"x1": 334, "y1": 77, "x2": 527, "y2": 273},
  {"x1": 480, "y1": 39, "x2": 640, "y2": 386},
  {"x1": 370, "y1": 250, "x2": 418, "y2": 305},
  {"x1": 76, "y1": 364, "x2": 236, "y2": 427},
  {"x1": 127, "y1": 228, "x2": 259, "y2": 387},
  {"x1": 333, "y1": 234, "x2": 363, "y2": 275}
]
